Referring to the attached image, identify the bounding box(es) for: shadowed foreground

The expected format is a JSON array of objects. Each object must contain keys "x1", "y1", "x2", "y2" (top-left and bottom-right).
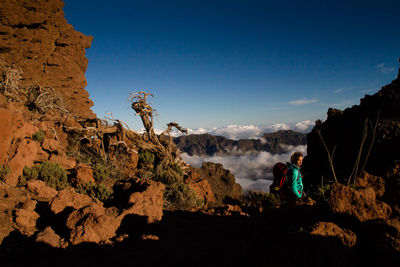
[{"x1": 1, "y1": 204, "x2": 392, "y2": 267}]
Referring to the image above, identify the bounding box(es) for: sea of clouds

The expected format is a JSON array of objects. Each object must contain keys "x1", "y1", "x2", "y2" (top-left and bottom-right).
[
  {"x1": 155, "y1": 120, "x2": 315, "y2": 140},
  {"x1": 154, "y1": 120, "x2": 313, "y2": 192},
  {"x1": 182, "y1": 144, "x2": 307, "y2": 193}
]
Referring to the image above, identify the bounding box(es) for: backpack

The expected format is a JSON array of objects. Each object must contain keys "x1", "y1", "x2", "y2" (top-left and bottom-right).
[{"x1": 269, "y1": 162, "x2": 289, "y2": 200}]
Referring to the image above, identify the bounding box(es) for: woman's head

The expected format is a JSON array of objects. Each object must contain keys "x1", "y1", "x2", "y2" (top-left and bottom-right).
[{"x1": 290, "y1": 152, "x2": 303, "y2": 167}]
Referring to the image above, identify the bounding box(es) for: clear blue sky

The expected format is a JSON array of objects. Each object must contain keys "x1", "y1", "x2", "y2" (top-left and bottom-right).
[{"x1": 63, "y1": 0, "x2": 400, "y2": 131}]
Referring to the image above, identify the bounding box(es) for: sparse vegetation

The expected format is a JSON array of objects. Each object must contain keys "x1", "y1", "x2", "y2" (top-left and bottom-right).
[
  {"x1": 156, "y1": 167, "x2": 182, "y2": 185},
  {"x1": 0, "y1": 165, "x2": 11, "y2": 181},
  {"x1": 21, "y1": 162, "x2": 69, "y2": 190},
  {"x1": 138, "y1": 151, "x2": 155, "y2": 167},
  {"x1": 32, "y1": 130, "x2": 45, "y2": 143},
  {"x1": 76, "y1": 182, "x2": 113, "y2": 202},
  {"x1": 164, "y1": 180, "x2": 203, "y2": 210},
  {"x1": 243, "y1": 191, "x2": 280, "y2": 210},
  {"x1": 93, "y1": 164, "x2": 112, "y2": 183}
]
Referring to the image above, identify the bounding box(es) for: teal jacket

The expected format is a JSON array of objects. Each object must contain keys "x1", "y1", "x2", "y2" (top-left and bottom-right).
[{"x1": 286, "y1": 162, "x2": 303, "y2": 199}]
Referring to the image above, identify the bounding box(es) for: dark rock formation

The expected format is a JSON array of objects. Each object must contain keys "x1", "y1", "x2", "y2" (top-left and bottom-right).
[
  {"x1": 174, "y1": 130, "x2": 307, "y2": 156},
  {"x1": 303, "y1": 65, "x2": 400, "y2": 187},
  {"x1": 0, "y1": 0, "x2": 94, "y2": 118}
]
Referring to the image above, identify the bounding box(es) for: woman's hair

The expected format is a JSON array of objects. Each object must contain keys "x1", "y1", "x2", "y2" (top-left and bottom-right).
[{"x1": 290, "y1": 152, "x2": 303, "y2": 164}]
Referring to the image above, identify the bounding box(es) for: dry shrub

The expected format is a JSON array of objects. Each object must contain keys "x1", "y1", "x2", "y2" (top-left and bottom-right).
[
  {"x1": 0, "y1": 60, "x2": 23, "y2": 101},
  {"x1": 26, "y1": 84, "x2": 69, "y2": 115}
]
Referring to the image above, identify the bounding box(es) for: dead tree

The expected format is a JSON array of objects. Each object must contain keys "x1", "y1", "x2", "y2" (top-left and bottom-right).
[{"x1": 129, "y1": 91, "x2": 187, "y2": 175}]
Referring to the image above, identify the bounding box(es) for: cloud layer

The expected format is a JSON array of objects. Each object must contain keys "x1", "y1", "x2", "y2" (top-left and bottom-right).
[
  {"x1": 376, "y1": 63, "x2": 395, "y2": 74},
  {"x1": 157, "y1": 120, "x2": 315, "y2": 140},
  {"x1": 288, "y1": 99, "x2": 317, "y2": 105},
  {"x1": 182, "y1": 145, "x2": 307, "y2": 193}
]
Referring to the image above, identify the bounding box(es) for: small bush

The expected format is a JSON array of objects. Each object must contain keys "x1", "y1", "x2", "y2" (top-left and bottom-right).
[
  {"x1": 307, "y1": 184, "x2": 331, "y2": 204},
  {"x1": 243, "y1": 191, "x2": 280, "y2": 209},
  {"x1": 164, "y1": 181, "x2": 203, "y2": 210},
  {"x1": 32, "y1": 130, "x2": 45, "y2": 143},
  {"x1": 170, "y1": 162, "x2": 183, "y2": 176},
  {"x1": 93, "y1": 164, "x2": 112, "y2": 183},
  {"x1": 138, "y1": 151, "x2": 155, "y2": 167},
  {"x1": 0, "y1": 165, "x2": 11, "y2": 180},
  {"x1": 21, "y1": 162, "x2": 69, "y2": 190},
  {"x1": 156, "y1": 167, "x2": 182, "y2": 185},
  {"x1": 76, "y1": 182, "x2": 113, "y2": 202}
]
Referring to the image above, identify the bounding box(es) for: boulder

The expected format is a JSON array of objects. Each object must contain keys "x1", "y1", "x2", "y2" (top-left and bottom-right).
[
  {"x1": 67, "y1": 203, "x2": 121, "y2": 245},
  {"x1": 120, "y1": 180, "x2": 165, "y2": 223},
  {"x1": 328, "y1": 183, "x2": 391, "y2": 222},
  {"x1": 74, "y1": 163, "x2": 95, "y2": 184},
  {"x1": 50, "y1": 188, "x2": 92, "y2": 214},
  {"x1": 5, "y1": 139, "x2": 39, "y2": 186},
  {"x1": 14, "y1": 199, "x2": 40, "y2": 236},
  {"x1": 310, "y1": 222, "x2": 357, "y2": 248},
  {"x1": 35, "y1": 226, "x2": 65, "y2": 248},
  {"x1": 27, "y1": 180, "x2": 58, "y2": 200},
  {"x1": 355, "y1": 171, "x2": 385, "y2": 197},
  {"x1": 42, "y1": 138, "x2": 60, "y2": 153}
]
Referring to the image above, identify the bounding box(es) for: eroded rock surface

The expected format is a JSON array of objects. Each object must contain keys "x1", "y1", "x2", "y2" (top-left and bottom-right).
[
  {"x1": 0, "y1": 0, "x2": 95, "y2": 118},
  {"x1": 328, "y1": 183, "x2": 391, "y2": 222}
]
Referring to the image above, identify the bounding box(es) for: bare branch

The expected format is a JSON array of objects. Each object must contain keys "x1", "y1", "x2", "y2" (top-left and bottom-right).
[{"x1": 316, "y1": 129, "x2": 338, "y2": 183}]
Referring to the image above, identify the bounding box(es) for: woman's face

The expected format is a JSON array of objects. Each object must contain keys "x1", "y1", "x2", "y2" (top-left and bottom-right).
[{"x1": 296, "y1": 156, "x2": 303, "y2": 167}]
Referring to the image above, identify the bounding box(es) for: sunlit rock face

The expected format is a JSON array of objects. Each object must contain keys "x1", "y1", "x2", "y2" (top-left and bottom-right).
[{"x1": 0, "y1": 0, "x2": 95, "y2": 118}]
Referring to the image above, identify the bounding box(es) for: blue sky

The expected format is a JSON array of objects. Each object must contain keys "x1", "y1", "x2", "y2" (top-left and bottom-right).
[{"x1": 63, "y1": 0, "x2": 400, "y2": 132}]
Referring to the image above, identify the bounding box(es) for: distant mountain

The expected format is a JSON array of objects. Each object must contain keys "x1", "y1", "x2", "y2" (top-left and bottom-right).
[{"x1": 174, "y1": 130, "x2": 307, "y2": 156}]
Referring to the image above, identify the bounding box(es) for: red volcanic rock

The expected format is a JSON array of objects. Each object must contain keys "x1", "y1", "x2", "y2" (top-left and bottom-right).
[
  {"x1": 328, "y1": 183, "x2": 391, "y2": 222},
  {"x1": 186, "y1": 168, "x2": 216, "y2": 205},
  {"x1": 355, "y1": 171, "x2": 385, "y2": 198},
  {"x1": 74, "y1": 163, "x2": 95, "y2": 184},
  {"x1": 67, "y1": 203, "x2": 120, "y2": 245},
  {"x1": 27, "y1": 179, "x2": 58, "y2": 200},
  {"x1": 310, "y1": 222, "x2": 357, "y2": 248},
  {"x1": 121, "y1": 180, "x2": 165, "y2": 223},
  {"x1": 5, "y1": 139, "x2": 39, "y2": 186},
  {"x1": 14, "y1": 199, "x2": 40, "y2": 236},
  {"x1": 0, "y1": 108, "x2": 14, "y2": 164},
  {"x1": 35, "y1": 226, "x2": 65, "y2": 248},
  {"x1": 50, "y1": 188, "x2": 92, "y2": 214},
  {"x1": 197, "y1": 162, "x2": 243, "y2": 204},
  {"x1": 42, "y1": 138, "x2": 61, "y2": 153},
  {"x1": 49, "y1": 153, "x2": 76, "y2": 169},
  {"x1": 0, "y1": 0, "x2": 95, "y2": 118}
]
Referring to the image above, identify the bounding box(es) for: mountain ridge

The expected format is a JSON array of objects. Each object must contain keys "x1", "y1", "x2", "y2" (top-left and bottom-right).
[{"x1": 174, "y1": 129, "x2": 307, "y2": 156}]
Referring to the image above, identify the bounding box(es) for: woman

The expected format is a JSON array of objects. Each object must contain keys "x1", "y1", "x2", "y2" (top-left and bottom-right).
[{"x1": 286, "y1": 152, "x2": 304, "y2": 199}]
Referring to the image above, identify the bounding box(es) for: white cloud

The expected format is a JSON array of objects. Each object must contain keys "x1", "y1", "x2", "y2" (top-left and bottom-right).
[
  {"x1": 181, "y1": 145, "x2": 307, "y2": 193},
  {"x1": 334, "y1": 88, "x2": 347, "y2": 94},
  {"x1": 294, "y1": 120, "x2": 314, "y2": 132},
  {"x1": 288, "y1": 99, "x2": 317, "y2": 105},
  {"x1": 361, "y1": 89, "x2": 376, "y2": 93},
  {"x1": 376, "y1": 63, "x2": 395, "y2": 74},
  {"x1": 168, "y1": 121, "x2": 315, "y2": 140}
]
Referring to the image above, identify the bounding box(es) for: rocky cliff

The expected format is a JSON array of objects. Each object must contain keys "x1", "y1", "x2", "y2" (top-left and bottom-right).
[
  {"x1": 174, "y1": 130, "x2": 307, "y2": 156},
  {"x1": 304, "y1": 62, "x2": 400, "y2": 186},
  {"x1": 0, "y1": 0, "x2": 94, "y2": 118}
]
